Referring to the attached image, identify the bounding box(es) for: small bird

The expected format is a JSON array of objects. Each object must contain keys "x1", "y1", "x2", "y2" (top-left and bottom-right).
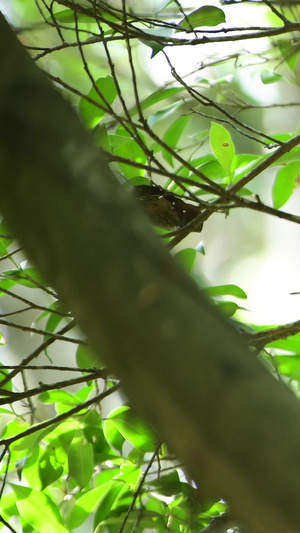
[{"x1": 134, "y1": 184, "x2": 202, "y2": 232}]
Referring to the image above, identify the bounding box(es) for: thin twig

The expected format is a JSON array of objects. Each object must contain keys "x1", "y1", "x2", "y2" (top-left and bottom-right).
[
  {"x1": 0, "y1": 515, "x2": 18, "y2": 533},
  {"x1": 0, "y1": 320, "x2": 77, "y2": 387},
  {"x1": 0, "y1": 447, "x2": 10, "y2": 500},
  {"x1": 0, "y1": 287, "x2": 69, "y2": 317},
  {"x1": 229, "y1": 133, "x2": 300, "y2": 193},
  {"x1": 118, "y1": 441, "x2": 162, "y2": 533},
  {"x1": 0, "y1": 317, "x2": 84, "y2": 345},
  {"x1": 0, "y1": 368, "x2": 111, "y2": 406},
  {"x1": 244, "y1": 319, "x2": 300, "y2": 347},
  {"x1": 0, "y1": 384, "x2": 121, "y2": 447}
]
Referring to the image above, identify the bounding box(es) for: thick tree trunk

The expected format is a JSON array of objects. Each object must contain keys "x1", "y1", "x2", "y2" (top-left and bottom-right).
[{"x1": 0, "y1": 12, "x2": 300, "y2": 532}]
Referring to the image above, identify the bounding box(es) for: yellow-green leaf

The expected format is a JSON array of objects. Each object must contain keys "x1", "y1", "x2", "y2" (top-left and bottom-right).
[
  {"x1": 79, "y1": 76, "x2": 117, "y2": 128},
  {"x1": 210, "y1": 122, "x2": 235, "y2": 181},
  {"x1": 68, "y1": 433, "x2": 93, "y2": 488},
  {"x1": 272, "y1": 162, "x2": 300, "y2": 209},
  {"x1": 178, "y1": 6, "x2": 225, "y2": 30},
  {"x1": 13, "y1": 485, "x2": 68, "y2": 533}
]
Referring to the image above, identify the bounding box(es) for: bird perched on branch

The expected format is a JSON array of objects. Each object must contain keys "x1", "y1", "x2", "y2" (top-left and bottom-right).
[{"x1": 134, "y1": 184, "x2": 202, "y2": 232}]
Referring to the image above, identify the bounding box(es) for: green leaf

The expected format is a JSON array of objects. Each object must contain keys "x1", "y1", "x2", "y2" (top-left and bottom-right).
[
  {"x1": 94, "y1": 123, "x2": 111, "y2": 151},
  {"x1": 104, "y1": 406, "x2": 156, "y2": 452},
  {"x1": 2, "y1": 267, "x2": 44, "y2": 288},
  {"x1": 39, "y1": 454, "x2": 64, "y2": 489},
  {"x1": 45, "y1": 421, "x2": 77, "y2": 453},
  {"x1": 192, "y1": 157, "x2": 226, "y2": 182},
  {"x1": 265, "y1": 330, "x2": 300, "y2": 353},
  {"x1": 1, "y1": 419, "x2": 30, "y2": 441},
  {"x1": 0, "y1": 240, "x2": 9, "y2": 257},
  {"x1": 204, "y1": 284, "x2": 247, "y2": 299},
  {"x1": 137, "y1": 87, "x2": 184, "y2": 113},
  {"x1": 178, "y1": 6, "x2": 225, "y2": 30},
  {"x1": 149, "y1": 471, "x2": 182, "y2": 496},
  {"x1": 113, "y1": 136, "x2": 147, "y2": 178},
  {"x1": 38, "y1": 390, "x2": 78, "y2": 406},
  {"x1": 278, "y1": 39, "x2": 300, "y2": 73},
  {"x1": 0, "y1": 278, "x2": 16, "y2": 294},
  {"x1": 36, "y1": 301, "x2": 65, "y2": 322},
  {"x1": 79, "y1": 76, "x2": 117, "y2": 128},
  {"x1": 43, "y1": 312, "x2": 67, "y2": 336},
  {"x1": 127, "y1": 176, "x2": 150, "y2": 187},
  {"x1": 66, "y1": 481, "x2": 123, "y2": 529},
  {"x1": 82, "y1": 410, "x2": 112, "y2": 459},
  {"x1": 275, "y1": 146, "x2": 300, "y2": 166},
  {"x1": 140, "y1": 27, "x2": 174, "y2": 57},
  {"x1": 94, "y1": 482, "x2": 130, "y2": 525},
  {"x1": 0, "y1": 407, "x2": 14, "y2": 414},
  {"x1": 261, "y1": 70, "x2": 284, "y2": 84},
  {"x1": 68, "y1": 433, "x2": 94, "y2": 488},
  {"x1": 233, "y1": 154, "x2": 266, "y2": 183},
  {"x1": 273, "y1": 355, "x2": 300, "y2": 379},
  {"x1": 0, "y1": 492, "x2": 18, "y2": 522},
  {"x1": 103, "y1": 415, "x2": 125, "y2": 452},
  {"x1": 175, "y1": 249, "x2": 197, "y2": 273},
  {"x1": 41, "y1": 441, "x2": 67, "y2": 468},
  {"x1": 162, "y1": 114, "x2": 190, "y2": 166},
  {"x1": 272, "y1": 162, "x2": 300, "y2": 209},
  {"x1": 148, "y1": 102, "x2": 181, "y2": 128},
  {"x1": 50, "y1": 8, "x2": 95, "y2": 23},
  {"x1": 200, "y1": 499, "x2": 228, "y2": 518},
  {"x1": 21, "y1": 447, "x2": 41, "y2": 488},
  {"x1": 13, "y1": 485, "x2": 68, "y2": 533},
  {"x1": 12, "y1": 422, "x2": 64, "y2": 453},
  {"x1": 0, "y1": 221, "x2": 14, "y2": 257},
  {"x1": 215, "y1": 301, "x2": 244, "y2": 317},
  {"x1": 210, "y1": 122, "x2": 235, "y2": 180},
  {"x1": 114, "y1": 464, "x2": 141, "y2": 489},
  {"x1": 143, "y1": 40, "x2": 165, "y2": 58},
  {"x1": 168, "y1": 155, "x2": 214, "y2": 188},
  {"x1": 0, "y1": 363, "x2": 12, "y2": 394},
  {"x1": 12, "y1": 431, "x2": 44, "y2": 452},
  {"x1": 76, "y1": 344, "x2": 100, "y2": 370},
  {"x1": 143, "y1": 497, "x2": 168, "y2": 528}
]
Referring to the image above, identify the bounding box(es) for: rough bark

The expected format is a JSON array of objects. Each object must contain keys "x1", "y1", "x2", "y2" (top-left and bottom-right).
[{"x1": 1, "y1": 12, "x2": 300, "y2": 532}]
